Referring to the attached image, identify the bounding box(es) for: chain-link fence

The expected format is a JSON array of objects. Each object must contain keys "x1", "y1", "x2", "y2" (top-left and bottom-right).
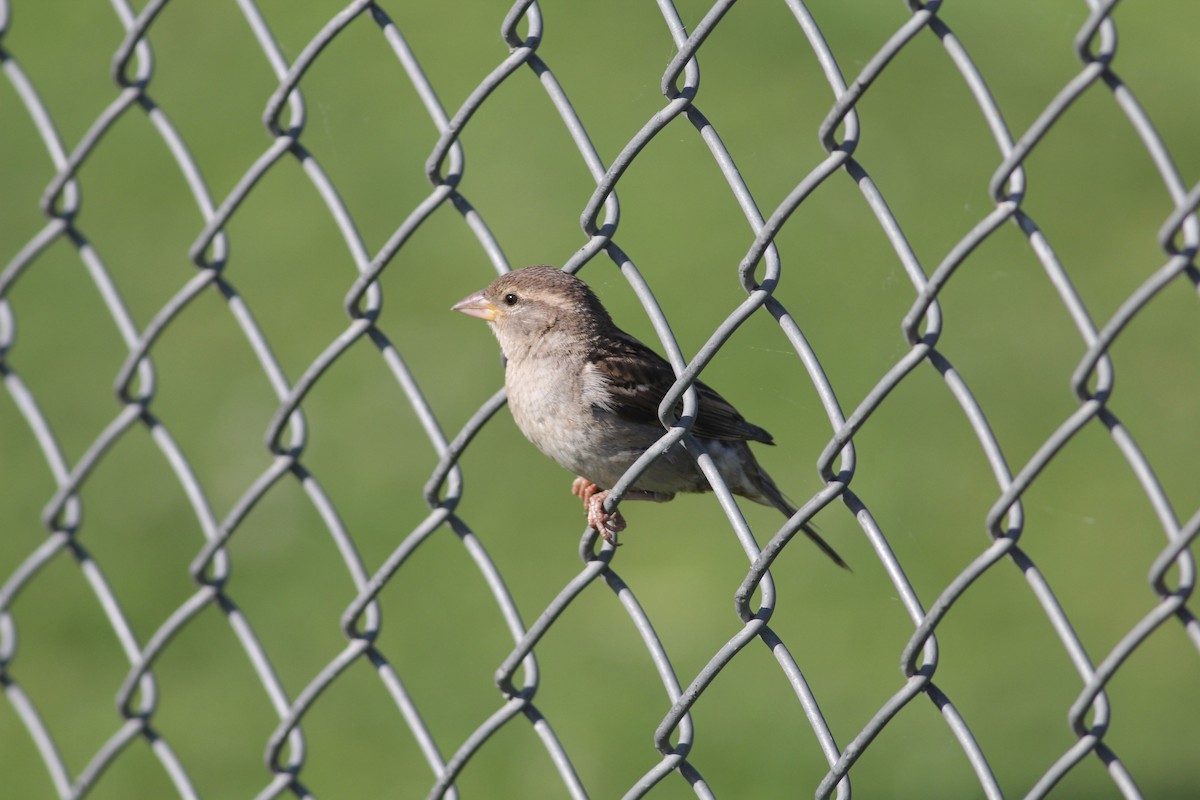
[{"x1": 3, "y1": 1, "x2": 1199, "y2": 797}]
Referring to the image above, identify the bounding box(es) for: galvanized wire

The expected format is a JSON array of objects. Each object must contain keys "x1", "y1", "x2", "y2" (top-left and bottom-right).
[{"x1": 2, "y1": 1, "x2": 1197, "y2": 798}]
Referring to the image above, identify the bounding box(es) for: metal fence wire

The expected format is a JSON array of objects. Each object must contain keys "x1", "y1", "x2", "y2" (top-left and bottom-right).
[{"x1": 2, "y1": 0, "x2": 1199, "y2": 797}]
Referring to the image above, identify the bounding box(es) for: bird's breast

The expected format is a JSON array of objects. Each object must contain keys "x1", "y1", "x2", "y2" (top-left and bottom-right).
[{"x1": 505, "y1": 354, "x2": 635, "y2": 484}]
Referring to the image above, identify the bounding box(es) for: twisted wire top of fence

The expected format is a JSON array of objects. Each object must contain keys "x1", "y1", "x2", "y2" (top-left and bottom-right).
[{"x1": 2, "y1": 1, "x2": 1199, "y2": 798}]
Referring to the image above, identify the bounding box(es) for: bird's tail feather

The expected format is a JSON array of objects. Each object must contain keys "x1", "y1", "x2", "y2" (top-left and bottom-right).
[
  {"x1": 748, "y1": 456, "x2": 850, "y2": 571},
  {"x1": 798, "y1": 520, "x2": 850, "y2": 572}
]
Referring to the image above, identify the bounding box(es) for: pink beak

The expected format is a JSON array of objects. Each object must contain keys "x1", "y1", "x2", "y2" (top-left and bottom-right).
[{"x1": 451, "y1": 290, "x2": 498, "y2": 321}]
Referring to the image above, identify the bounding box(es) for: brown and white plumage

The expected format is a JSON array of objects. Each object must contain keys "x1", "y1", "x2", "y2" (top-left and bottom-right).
[{"x1": 452, "y1": 265, "x2": 846, "y2": 568}]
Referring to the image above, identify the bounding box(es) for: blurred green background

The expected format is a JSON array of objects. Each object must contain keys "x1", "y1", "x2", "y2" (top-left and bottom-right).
[{"x1": 2, "y1": 1, "x2": 1199, "y2": 797}]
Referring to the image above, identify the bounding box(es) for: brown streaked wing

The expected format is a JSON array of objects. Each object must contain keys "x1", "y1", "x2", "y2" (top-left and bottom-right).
[{"x1": 589, "y1": 331, "x2": 774, "y2": 444}]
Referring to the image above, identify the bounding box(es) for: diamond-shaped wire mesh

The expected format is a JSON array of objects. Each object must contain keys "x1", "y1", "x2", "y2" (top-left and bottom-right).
[{"x1": 2, "y1": 0, "x2": 1198, "y2": 797}]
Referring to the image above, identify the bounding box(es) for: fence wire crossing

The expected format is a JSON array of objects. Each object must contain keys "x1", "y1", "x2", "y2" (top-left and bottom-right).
[{"x1": 2, "y1": 1, "x2": 1199, "y2": 798}]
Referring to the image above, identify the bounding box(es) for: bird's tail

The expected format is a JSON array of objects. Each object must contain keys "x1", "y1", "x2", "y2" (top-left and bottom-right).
[
  {"x1": 747, "y1": 456, "x2": 850, "y2": 571},
  {"x1": 798, "y1": 520, "x2": 850, "y2": 571}
]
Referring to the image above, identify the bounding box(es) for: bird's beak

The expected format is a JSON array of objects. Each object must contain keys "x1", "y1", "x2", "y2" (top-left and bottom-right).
[{"x1": 451, "y1": 290, "x2": 498, "y2": 321}]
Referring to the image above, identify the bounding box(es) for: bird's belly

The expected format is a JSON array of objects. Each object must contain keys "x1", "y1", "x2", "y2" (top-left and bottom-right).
[
  {"x1": 509, "y1": 394, "x2": 704, "y2": 492},
  {"x1": 505, "y1": 362, "x2": 597, "y2": 468},
  {"x1": 509, "y1": 395, "x2": 638, "y2": 486},
  {"x1": 505, "y1": 356, "x2": 716, "y2": 493}
]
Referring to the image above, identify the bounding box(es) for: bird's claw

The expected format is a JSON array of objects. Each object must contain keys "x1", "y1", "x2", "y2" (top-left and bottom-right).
[
  {"x1": 571, "y1": 477, "x2": 597, "y2": 503},
  {"x1": 573, "y1": 478, "x2": 624, "y2": 545},
  {"x1": 587, "y1": 493, "x2": 625, "y2": 545}
]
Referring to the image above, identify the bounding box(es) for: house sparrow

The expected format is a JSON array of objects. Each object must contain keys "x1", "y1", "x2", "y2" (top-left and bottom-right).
[{"x1": 452, "y1": 265, "x2": 846, "y2": 568}]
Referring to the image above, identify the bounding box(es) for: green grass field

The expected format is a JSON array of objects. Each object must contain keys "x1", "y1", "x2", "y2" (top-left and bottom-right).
[{"x1": 2, "y1": 1, "x2": 1199, "y2": 797}]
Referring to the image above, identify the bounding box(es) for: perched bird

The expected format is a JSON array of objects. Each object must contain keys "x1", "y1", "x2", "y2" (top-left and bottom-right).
[{"x1": 452, "y1": 265, "x2": 846, "y2": 568}]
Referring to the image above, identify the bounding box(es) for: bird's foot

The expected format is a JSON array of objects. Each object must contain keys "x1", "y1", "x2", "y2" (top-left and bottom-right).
[
  {"x1": 587, "y1": 491, "x2": 626, "y2": 545},
  {"x1": 572, "y1": 478, "x2": 625, "y2": 545},
  {"x1": 571, "y1": 477, "x2": 598, "y2": 503}
]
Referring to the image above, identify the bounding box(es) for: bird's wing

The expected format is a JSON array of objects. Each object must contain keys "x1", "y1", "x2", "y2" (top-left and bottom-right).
[{"x1": 589, "y1": 331, "x2": 775, "y2": 444}]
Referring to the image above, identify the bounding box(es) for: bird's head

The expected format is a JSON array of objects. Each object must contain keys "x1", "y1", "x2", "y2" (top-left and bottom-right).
[{"x1": 452, "y1": 266, "x2": 611, "y2": 359}]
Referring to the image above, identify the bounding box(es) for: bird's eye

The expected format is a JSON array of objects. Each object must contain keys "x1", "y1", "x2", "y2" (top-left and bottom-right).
[{"x1": 503, "y1": 293, "x2": 519, "y2": 306}]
